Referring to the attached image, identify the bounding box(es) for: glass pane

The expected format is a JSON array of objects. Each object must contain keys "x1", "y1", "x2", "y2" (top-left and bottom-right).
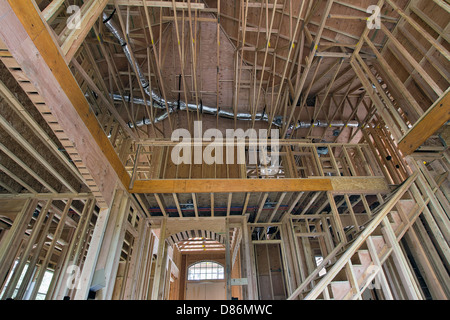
[{"x1": 187, "y1": 261, "x2": 224, "y2": 281}]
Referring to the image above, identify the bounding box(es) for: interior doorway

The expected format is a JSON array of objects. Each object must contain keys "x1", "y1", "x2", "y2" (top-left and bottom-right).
[{"x1": 185, "y1": 261, "x2": 226, "y2": 300}]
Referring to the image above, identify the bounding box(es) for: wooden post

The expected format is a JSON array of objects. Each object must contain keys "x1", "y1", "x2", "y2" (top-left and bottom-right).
[
  {"x1": 279, "y1": 221, "x2": 294, "y2": 295},
  {"x1": 381, "y1": 217, "x2": 422, "y2": 299},
  {"x1": 74, "y1": 206, "x2": 111, "y2": 300},
  {"x1": 299, "y1": 222, "x2": 315, "y2": 275},
  {"x1": 366, "y1": 236, "x2": 394, "y2": 300},
  {"x1": 0, "y1": 198, "x2": 36, "y2": 287},
  {"x1": 151, "y1": 218, "x2": 166, "y2": 300},
  {"x1": 53, "y1": 198, "x2": 95, "y2": 299},
  {"x1": 46, "y1": 228, "x2": 74, "y2": 300},
  {"x1": 29, "y1": 200, "x2": 73, "y2": 300},
  {"x1": 287, "y1": 215, "x2": 305, "y2": 285},
  {"x1": 126, "y1": 220, "x2": 148, "y2": 299},
  {"x1": 321, "y1": 217, "x2": 335, "y2": 256},
  {"x1": 138, "y1": 224, "x2": 154, "y2": 300},
  {"x1": 327, "y1": 192, "x2": 346, "y2": 244},
  {"x1": 242, "y1": 215, "x2": 256, "y2": 299},
  {"x1": 92, "y1": 190, "x2": 129, "y2": 299},
  {"x1": 156, "y1": 241, "x2": 170, "y2": 300},
  {"x1": 345, "y1": 261, "x2": 362, "y2": 299},
  {"x1": 384, "y1": 257, "x2": 404, "y2": 299},
  {"x1": 69, "y1": 200, "x2": 96, "y2": 276},
  {"x1": 225, "y1": 218, "x2": 232, "y2": 299},
  {"x1": 344, "y1": 195, "x2": 359, "y2": 231},
  {"x1": 15, "y1": 209, "x2": 56, "y2": 300},
  {"x1": 2, "y1": 199, "x2": 52, "y2": 299}
]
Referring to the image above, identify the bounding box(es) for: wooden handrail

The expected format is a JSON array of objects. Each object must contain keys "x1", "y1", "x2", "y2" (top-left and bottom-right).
[
  {"x1": 288, "y1": 172, "x2": 418, "y2": 300},
  {"x1": 287, "y1": 242, "x2": 344, "y2": 300},
  {"x1": 304, "y1": 172, "x2": 418, "y2": 299}
]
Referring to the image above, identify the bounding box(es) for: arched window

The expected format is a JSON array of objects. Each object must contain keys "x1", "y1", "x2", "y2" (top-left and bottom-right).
[{"x1": 187, "y1": 261, "x2": 224, "y2": 281}]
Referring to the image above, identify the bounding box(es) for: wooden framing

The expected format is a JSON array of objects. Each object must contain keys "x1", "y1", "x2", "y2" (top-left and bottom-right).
[
  {"x1": 110, "y1": 0, "x2": 205, "y2": 10},
  {"x1": 0, "y1": 193, "x2": 97, "y2": 300},
  {"x1": 283, "y1": 0, "x2": 335, "y2": 138},
  {"x1": 58, "y1": 0, "x2": 109, "y2": 61},
  {"x1": 0, "y1": 0, "x2": 131, "y2": 207},
  {"x1": 398, "y1": 89, "x2": 450, "y2": 155},
  {"x1": 290, "y1": 172, "x2": 420, "y2": 300},
  {"x1": 130, "y1": 176, "x2": 388, "y2": 194},
  {"x1": 385, "y1": 0, "x2": 449, "y2": 60},
  {"x1": 0, "y1": 0, "x2": 448, "y2": 302}
]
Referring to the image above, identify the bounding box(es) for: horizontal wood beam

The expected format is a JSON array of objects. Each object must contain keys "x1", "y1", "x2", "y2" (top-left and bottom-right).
[
  {"x1": 131, "y1": 178, "x2": 331, "y2": 193},
  {"x1": 109, "y1": 0, "x2": 205, "y2": 9},
  {"x1": 315, "y1": 52, "x2": 351, "y2": 58},
  {"x1": 398, "y1": 89, "x2": 450, "y2": 155},
  {"x1": 161, "y1": 16, "x2": 217, "y2": 23},
  {"x1": 0, "y1": 192, "x2": 93, "y2": 199},
  {"x1": 247, "y1": 2, "x2": 284, "y2": 9},
  {"x1": 329, "y1": 177, "x2": 389, "y2": 194},
  {"x1": 138, "y1": 139, "x2": 367, "y2": 147},
  {"x1": 129, "y1": 177, "x2": 389, "y2": 194},
  {"x1": 240, "y1": 27, "x2": 279, "y2": 33}
]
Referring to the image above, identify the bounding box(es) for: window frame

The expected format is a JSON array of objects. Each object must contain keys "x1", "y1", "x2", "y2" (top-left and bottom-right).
[{"x1": 186, "y1": 261, "x2": 225, "y2": 281}]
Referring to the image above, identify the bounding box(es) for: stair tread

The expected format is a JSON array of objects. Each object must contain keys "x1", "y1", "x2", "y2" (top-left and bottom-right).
[
  {"x1": 330, "y1": 281, "x2": 351, "y2": 300},
  {"x1": 399, "y1": 198, "x2": 416, "y2": 204},
  {"x1": 331, "y1": 280, "x2": 351, "y2": 284},
  {"x1": 357, "y1": 250, "x2": 373, "y2": 267},
  {"x1": 299, "y1": 183, "x2": 415, "y2": 300},
  {"x1": 397, "y1": 199, "x2": 416, "y2": 212}
]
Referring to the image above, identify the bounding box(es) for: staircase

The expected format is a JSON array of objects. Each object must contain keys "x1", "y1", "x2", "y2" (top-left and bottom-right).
[
  {"x1": 288, "y1": 172, "x2": 425, "y2": 300},
  {"x1": 305, "y1": 234, "x2": 391, "y2": 300}
]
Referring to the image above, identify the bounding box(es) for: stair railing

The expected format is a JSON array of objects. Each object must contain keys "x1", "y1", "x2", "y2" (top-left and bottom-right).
[{"x1": 288, "y1": 171, "x2": 418, "y2": 300}]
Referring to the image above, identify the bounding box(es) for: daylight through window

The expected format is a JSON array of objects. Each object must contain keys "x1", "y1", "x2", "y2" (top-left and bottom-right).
[{"x1": 187, "y1": 261, "x2": 224, "y2": 281}]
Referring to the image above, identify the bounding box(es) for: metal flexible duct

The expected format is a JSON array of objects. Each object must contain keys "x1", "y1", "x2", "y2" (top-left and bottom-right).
[
  {"x1": 113, "y1": 94, "x2": 359, "y2": 130},
  {"x1": 102, "y1": 12, "x2": 359, "y2": 131}
]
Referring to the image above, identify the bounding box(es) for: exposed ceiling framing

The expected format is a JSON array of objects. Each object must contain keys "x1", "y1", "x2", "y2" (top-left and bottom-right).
[{"x1": 0, "y1": 0, "x2": 448, "y2": 215}]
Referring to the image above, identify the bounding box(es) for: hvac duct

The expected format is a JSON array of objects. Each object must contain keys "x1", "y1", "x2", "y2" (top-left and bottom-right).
[{"x1": 102, "y1": 12, "x2": 360, "y2": 131}]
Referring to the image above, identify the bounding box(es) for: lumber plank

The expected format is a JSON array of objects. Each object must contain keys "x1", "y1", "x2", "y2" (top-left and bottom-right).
[
  {"x1": 129, "y1": 177, "x2": 389, "y2": 194},
  {"x1": 110, "y1": 0, "x2": 205, "y2": 9},
  {"x1": 398, "y1": 89, "x2": 450, "y2": 155},
  {"x1": 0, "y1": 0, "x2": 130, "y2": 206}
]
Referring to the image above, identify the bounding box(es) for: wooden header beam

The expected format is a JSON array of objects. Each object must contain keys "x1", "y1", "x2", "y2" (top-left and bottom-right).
[{"x1": 129, "y1": 177, "x2": 389, "y2": 194}]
